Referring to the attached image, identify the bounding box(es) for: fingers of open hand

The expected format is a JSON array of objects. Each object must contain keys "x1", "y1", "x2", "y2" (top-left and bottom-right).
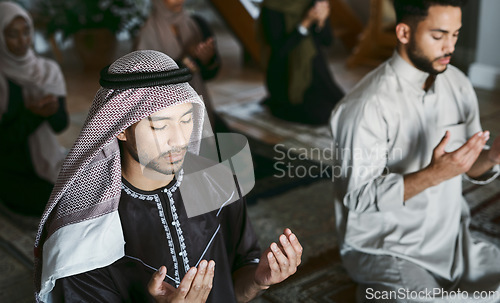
[
  {"x1": 452, "y1": 132, "x2": 487, "y2": 169},
  {"x1": 201, "y1": 261, "x2": 215, "y2": 302},
  {"x1": 196, "y1": 39, "x2": 213, "y2": 51},
  {"x1": 190, "y1": 261, "x2": 206, "y2": 295},
  {"x1": 287, "y1": 232, "x2": 303, "y2": 266},
  {"x1": 280, "y1": 231, "x2": 303, "y2": 267},
  {"x1": 185, "y1": 260, "x2": 214, "y2": 301},
  {"x1": 433, "y1": 131, "x2": 486, "y2": 170},
  {"x1": 279, "y1": 235, "x2": 298, "y2": 270},
  {"x1": 147, "y1": 266, "x2": 165, "y2": 295},
  {"x1": 266, "y1": 250, "x2": 280, "y2": 275},
  {"x1": 434, "y1": 131, "x2": 450, "y2": 156},
  {"x1": 201, "y1": 38, "x2": 214, "y2": 50},
  {"x1": 194, "y1": 43, "x2": 214, "y2": 63},
  {"x1": 178, "y1": 267, "x2": 197, "y2": 298},
  {"x1": 148, "y1": 266, "x2": 176, "y2": 299},
  {"x1": 270, "y1": 240, "x2": 294, "y2": 276},
  {"x1": 316, "y1": 2, "x2": 330, "y2": 18},
  {"x1": 464, "y1": 132, "x2": 487, "y2": 157}
]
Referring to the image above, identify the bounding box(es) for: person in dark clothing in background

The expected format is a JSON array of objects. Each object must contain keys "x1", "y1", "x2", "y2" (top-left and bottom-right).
[
  {"x1": 0, "y1": 1, "x2": 68, "y2": 216},
  {"x1": 259, "y1": 0, "x2": 344, "y2": 125}
]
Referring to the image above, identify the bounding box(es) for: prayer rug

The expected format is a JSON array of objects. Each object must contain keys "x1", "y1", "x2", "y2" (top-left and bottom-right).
[
  {"x1": 217, "y1": 100, "x2": 335, "y2": 165},
  {"x1": 463, "y1": 177, "x2": 500, "y2": 247}
]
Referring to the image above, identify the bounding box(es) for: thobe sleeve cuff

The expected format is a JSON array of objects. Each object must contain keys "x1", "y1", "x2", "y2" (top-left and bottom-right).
[
  {"x1": 376, "y1": 173, "x2": 405, "y2": 211},
  {"x1": 464, "y1": 164, "x2": 500, "y2": 185}
]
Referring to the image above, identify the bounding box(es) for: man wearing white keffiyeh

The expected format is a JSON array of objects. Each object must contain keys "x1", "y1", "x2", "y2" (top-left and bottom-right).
[{"x1": 34, "y1": 50, "x2": 302, "y2": 303}]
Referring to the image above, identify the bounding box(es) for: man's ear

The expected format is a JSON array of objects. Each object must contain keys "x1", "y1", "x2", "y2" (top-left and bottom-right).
[
  {"x1": 395, "y1": 23, "x2": 411, "y2": 45},
  {"x1": 117, "y1": 131, "x2": 127, "y2": 141}
]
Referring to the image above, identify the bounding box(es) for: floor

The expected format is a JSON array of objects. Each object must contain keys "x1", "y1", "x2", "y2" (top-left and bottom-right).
[{"x1": 1, "y1": 4, "x2": 500, "y2": 302}]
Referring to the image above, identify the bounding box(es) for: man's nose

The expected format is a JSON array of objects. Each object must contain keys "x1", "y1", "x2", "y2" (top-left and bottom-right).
[
  {"x1": 444, "y1": 37, "x2": 456, "y2": 55},
  {"x1": 167, "y1": 124, "x2": 189, "y2": 148}
]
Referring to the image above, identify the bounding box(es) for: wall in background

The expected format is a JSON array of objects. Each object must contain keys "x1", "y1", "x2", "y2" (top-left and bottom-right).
[
  {"x1": 453, "y1": 0, "x2": 479, "y2": 72},
  {"x1": 469, "y1": 0, "x2": 500, "y2": 90}
]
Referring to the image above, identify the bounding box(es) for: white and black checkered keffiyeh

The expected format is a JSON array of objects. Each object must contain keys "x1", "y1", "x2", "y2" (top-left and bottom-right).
[{"x1": 34, "y1": 50, "x2": 206, "y2": 302}]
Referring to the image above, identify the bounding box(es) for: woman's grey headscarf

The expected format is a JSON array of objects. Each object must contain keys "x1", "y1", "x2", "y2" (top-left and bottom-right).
[{"x1": 0, "y1": 1, "x2": 67, "y2": 183}]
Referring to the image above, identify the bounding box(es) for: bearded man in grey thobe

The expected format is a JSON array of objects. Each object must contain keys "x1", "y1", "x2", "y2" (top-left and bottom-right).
[{"x1": 330, "y1": 0, "x2": 500, "y2": 302}]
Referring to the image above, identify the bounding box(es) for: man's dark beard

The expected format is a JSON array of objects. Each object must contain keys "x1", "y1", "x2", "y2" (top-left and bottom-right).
[
  {"x1": 407, "y1": 37, "x2": 452, "y2": 75},
  {"x1": 126, "y1": 142, "x2": 188, "y2": 176},
  {"x1": 144, "y1": 146, "x2": 189, "y2": 175},
  {"x1": 145, "y1": 157, "x2": 182, "y2": 175}
]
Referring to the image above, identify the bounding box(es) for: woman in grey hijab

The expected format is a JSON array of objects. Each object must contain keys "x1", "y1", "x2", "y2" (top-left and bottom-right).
[{"x1": 0, "y1": 1, "x2": 68, "y2": 215}]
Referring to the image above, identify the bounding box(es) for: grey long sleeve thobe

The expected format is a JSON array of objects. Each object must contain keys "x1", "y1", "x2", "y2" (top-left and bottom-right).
[{"x1": 330, "y1": 52, "x2": 500, "y2": 288}]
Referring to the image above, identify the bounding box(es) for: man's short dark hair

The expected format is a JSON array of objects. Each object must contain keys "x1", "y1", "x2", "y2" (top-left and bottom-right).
[{"x1": 393, "y1": 0, "x2": 467, "y2": 26}]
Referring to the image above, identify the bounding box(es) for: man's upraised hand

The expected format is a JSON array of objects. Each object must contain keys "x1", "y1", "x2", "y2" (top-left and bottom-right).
[
  {"x1": 427, "y1": 130, "x2": 489, "y2": 184},
  {"x1": 148, "y1": 260, "x2": 215, "y2": 303},
  {"x1": 254, "y1": 228, "x2": 303, "y2": 288}
]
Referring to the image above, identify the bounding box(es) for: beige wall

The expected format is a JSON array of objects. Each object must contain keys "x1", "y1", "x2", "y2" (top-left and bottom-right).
[{"x1": 469, "y1": 0, "x2": 500, "y2": 90}]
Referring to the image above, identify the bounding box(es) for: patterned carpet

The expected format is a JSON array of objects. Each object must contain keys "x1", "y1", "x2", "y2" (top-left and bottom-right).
[
  {"x1": 464, "y1": 178, "x2": 500, "y2": 247},
  {"x1": 247, "y1": 179, "x2": 358, "y2": 303},
  {"x1": 0, "y1": 205, "x2": 38, "y2": 302},
  {"x1": 218, "y1": 100, "x2": 336, "y2": 165}
]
